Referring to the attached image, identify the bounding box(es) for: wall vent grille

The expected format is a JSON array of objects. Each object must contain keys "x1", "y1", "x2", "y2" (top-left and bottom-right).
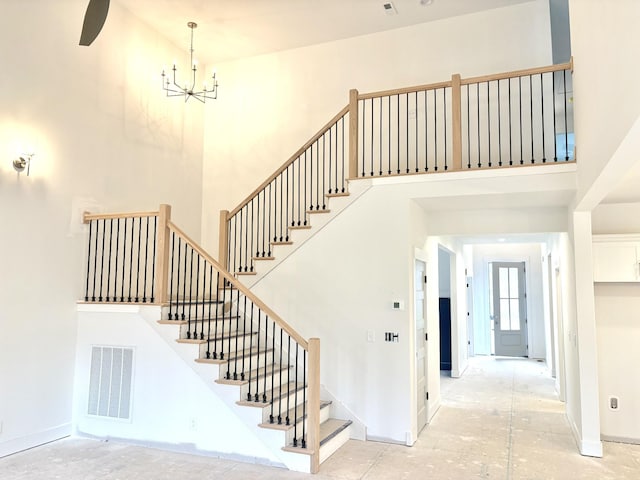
[{"x1": 88, "y1": 346, "x2": 134, "y2": 420}]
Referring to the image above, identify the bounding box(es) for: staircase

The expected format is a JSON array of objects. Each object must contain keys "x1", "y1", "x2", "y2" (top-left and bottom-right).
[{"x1": 157, "y1": 297, "x2": 352, "y2": 471}]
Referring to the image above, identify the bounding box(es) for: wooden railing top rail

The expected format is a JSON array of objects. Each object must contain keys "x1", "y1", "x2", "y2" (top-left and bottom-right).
[
  {"x1": 229, "y1": 104, "x2": 350, "y2": 218},
  {"x1": 358, "y1": 80, "x2": 453, "y2": 100},
  {"x1": 83, "y1": 210, "x2": 160, "y2": 223},
  {"x1": 356, "y1": 60, "x2": 573, "y2": 100},
  {"x1": 460, "y1": 60, "x2": 573, "y2": 86},
  {"x1": 167, "y1": 220, "x2": 309, "y2": 349}
]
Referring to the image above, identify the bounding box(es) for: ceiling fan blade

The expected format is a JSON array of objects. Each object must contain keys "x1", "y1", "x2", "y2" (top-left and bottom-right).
[{"x1": 79, "y1": 0, "x2": 110, "y2": 46}]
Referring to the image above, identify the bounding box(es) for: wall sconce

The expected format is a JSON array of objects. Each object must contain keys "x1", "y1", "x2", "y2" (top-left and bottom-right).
[{"x1": 13, "y1": 154, "x2": 33, "y2": 176}]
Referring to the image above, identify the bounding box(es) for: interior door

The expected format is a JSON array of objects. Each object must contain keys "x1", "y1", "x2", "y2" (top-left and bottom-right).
[
  {"x1": 415, "y1": 259, "x2": 427, "y2": 432},
  {"x1": 492, "y1": 262, "x2": 528, "y2": 357}
]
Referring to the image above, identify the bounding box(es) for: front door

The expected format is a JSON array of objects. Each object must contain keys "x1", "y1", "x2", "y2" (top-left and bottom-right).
[
  {"x1": 491, "y1": 262, "x2": 528, "y2": 357},
  {"x1": 415, "y1": 259, "x2": 427, "y2": 432}
]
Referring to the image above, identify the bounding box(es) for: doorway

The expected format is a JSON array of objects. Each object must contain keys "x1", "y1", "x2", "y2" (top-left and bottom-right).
[
  {"x1": 414, "y1": 259, "x2": 428, "y2": 432},
  {"x1": 490, "y1": 262, "x2": 528, "y2": 357},
  {"x1": 438, "y1": 248, "x2": 452, "y2": 371}
]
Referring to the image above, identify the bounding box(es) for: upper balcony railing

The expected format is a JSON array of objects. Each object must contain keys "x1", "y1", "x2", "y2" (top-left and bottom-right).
[{"x1": 222, "y1": 61, "x2": 574, "y2": 275}]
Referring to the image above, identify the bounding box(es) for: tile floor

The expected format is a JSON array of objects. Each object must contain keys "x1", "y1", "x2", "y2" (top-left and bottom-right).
[{"x1": 2, "y1": 356, "x2": 639, "y2": 479}]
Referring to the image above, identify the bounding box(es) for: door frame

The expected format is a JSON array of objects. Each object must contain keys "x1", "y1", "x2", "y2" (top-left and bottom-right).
[{"x1": 411, "y1": 248, "x2": 430, "y2": 442}]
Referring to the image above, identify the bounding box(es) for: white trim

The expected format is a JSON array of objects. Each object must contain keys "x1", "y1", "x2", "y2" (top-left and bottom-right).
[
  {"x1": 0, "y1": 424, "x2": 71, "y2": 458},
  {"x1": 600, "y1": 435, "x2": 640, "y2": 446},
  {"x1": 592, "y1": 234, "x2": 640, "y2": 243},
  {"x1": 567, "y1": 412, "x2": 603, "y2": 458},
  {"x1": 77, "y1": 303, "x2": 162, "y2": 314}
]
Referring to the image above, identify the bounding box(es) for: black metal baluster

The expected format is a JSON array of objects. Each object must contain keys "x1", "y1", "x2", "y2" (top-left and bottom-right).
[
  {"x1": 195, "y1": 254, "x2": 201, "y2": 339},
  {"x1": 315, "y1": 142, "x2": 320, "y2": 211},
  {"x1": 187, "y1": 248, "x2": 194, "y2": 337},
  {"x1": 303, "y1": 151, "x2": 309, "y2": 219},
  {"x1": 405, "y1": 93, "x2": 409, "y2": 173},
  {"x1": 278, "y1": 328, "x2": 283, "y2": 424},
  {"x1": 206, "y1": 266, "x2": 214, "y2": 358},
  {"x1": 113, "y1": 218, "x2": 120, "y2": 302},
  {"x1": 483, "y1": 82, "x2": 489, "y2": 168},
  {"x1": 142, "y1": 217, "x2": 149, "y2": 302},
  {"x1": 238, "y1": 209, "x2": 244, "y2": 272},
  {"x1": 435, "y1": 89, "x2": 439, "y2": 171},
  {"x1": 269, "y1": 322, "x2": 276, "y2": 423},
  {"x1": 293, "y1": 343, "x2": 299, "y2": 446},
  {"x1": 309, "y1": 145, "x2": 315, "y2": 212},
  {"x1": 173, "y1": 236, "x2": 181, "y2": 319},
  {"x1": 85, "y1": 220, "x2": 93, "y2": 301},
  {"x1": 250, "y1": 199, "x2": 255, "y2": 270},
  {"x1": 444, "y1": 88, "x2": 448, "y2": 170},
  {"x1": 397, "y1": 94, "x2": 400, "y2": 174},
  {"x1": 254, "y1": 311, "x2": 261, "y2": 401},
  {"x1": 370, "y1": 97, "x2": 374, "y2": 177},
  {"x1": 127, "y1": 218, "x2": 135, "y2": 302},
  {"x1": 541, "y1": 73, "x2": 546, "y2": 163},
  {"x1": 467, "y1": 84, "x2": 471, "y2": 169},
  {"x1": 361, "y1": 99, "x2": 366, "y2": 177},
  {"x1": 233, "y1": 287, "x2": 241, "y2": 379},
  {"x1": 246, "y1": 300, "x2": 255, "y2": 400},
  {"x1": 121, "y1": 219, "x2": 127, "y2": 302},
  {"x1": 426, "y1": 90, "x2": 430, "y2": 171},
  {"x1": 301, "y1": 349, "x2": 307, "y2": 448},
  {"x1": 322, "y1": 136, "x2": 326, "y2": 210},
  {"x1": 98, "y1": 219, "x2": 106, "y2": 302},
  {"x1": 519, "y1": 76, "x2": 524, "y2": 164},
  {"x1": 150, "y1": 216, "x2": 157, "y2": 303},
  {"x1": 476, "y1": 83, "x2": 481, "y2": 168},
  {"x1": 135, "y1": 217, "x2": 142, "y2": 302},
  {"x1": 498, "y1": 80, "x2": 502, "y2": 167},
  {"x1": 279, "y1": 174, "x2": 284, "y2": 241},
  {"x1": 240, "y1": 295, "x2": 248, "y2": 380},
  {"x1": 262, "y1": 317, "x2": 269, "y2": 403},
  {"x1": 268, "y1": 182, "x2": 273, "y2": 245},
  {"x1": 389, "y1": 95, "x2": 392, "y2": 175},
  {"x1": 261, "y1": 190, "x2": 266, "y2": 255},
  {"x1": 220, "y1": 279, "x2": 228, "y2": 361},
  {"x1": 530, "y1": 74, "x2": 534, "y2": 163},
  {"x1": 167, "y1": 233, "x2": 175, "y2": 319},
  {"x1": 563, "y1": 69, "x2": 569, "y2": 160},
  {"x1": 285, "y1": 167, "x2": 290, "y2": 237},
  {"x1": 286, "y1": 334, "x2": 291, "y2": 426},
  {"x1": 379, "y1": 97, "x2": 383, "y2": 176},
  {"x1": 509, "y1": 78, "x2": 513, "y2": 166},
  {"x1": 328, "y1": 128, "x2": 333, "y2": 192},
  {"x1": 415, "y1": 92, "x2": 418, "y2": 173},
  {"x1": 92, "y1": 219, "x2": 99, "y2": 301},
  {"x1": 341, "y1": 116, "x2": 346, "y2": 193},
  {"x1": 181, "y1": 241, "x2": 187, "y2": 321},
  {"x1": 105, "y1": 219, "x2": 113, "y2": 302},
  {"x1": 226, "y1": 285, "x2": 236, "y2": 377},
  {"x1": 553, "y1": 71, "x2": 558, "y2": 162}
]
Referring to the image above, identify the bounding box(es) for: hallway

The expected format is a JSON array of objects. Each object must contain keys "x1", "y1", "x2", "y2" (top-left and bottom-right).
[{"x1": 2, "y1": 357, "x2": 639, "y2": 479}]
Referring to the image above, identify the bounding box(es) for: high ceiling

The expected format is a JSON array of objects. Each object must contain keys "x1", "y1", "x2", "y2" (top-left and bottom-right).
[{"x1": 115, "y1": 0, "x2": 533, "y2": 64}]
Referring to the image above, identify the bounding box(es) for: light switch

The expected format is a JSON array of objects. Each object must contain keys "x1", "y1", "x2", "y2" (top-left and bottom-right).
[{"x1": 367, "y1": 330, "x2": 375, "y2": 343}]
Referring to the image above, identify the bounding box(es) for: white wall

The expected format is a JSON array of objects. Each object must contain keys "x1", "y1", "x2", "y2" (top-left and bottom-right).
[
  {"x1": 0, "y1": 0, "x2": 204, "y2": 456},
  {"x1": 594, "y1": 283, "x2": 640, "y2": 442},
  {"x1": 471, "y1": 243, "x2": 547, "y2": 359},
  {"x1": 201, "y1": 0, "x2": 553, "y2": 256}
]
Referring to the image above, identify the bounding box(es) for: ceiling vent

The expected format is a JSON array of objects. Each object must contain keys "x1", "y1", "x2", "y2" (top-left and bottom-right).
[{"x1": 383, "y1": 2, "x2": 398, "y2": 15}]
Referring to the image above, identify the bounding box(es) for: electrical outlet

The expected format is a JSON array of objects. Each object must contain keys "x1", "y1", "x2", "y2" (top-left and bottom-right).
[
  {"x1": 609, "y1": 396, "x2": 619, "y2": 411},
  {"x1": 189, "y1": 418, "x2": 197, "y2": 431}
]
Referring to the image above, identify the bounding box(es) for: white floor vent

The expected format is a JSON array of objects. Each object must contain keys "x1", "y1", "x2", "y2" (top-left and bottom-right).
[{"x1": 88, "y1": 346, "x2": 134, "y2": 420}]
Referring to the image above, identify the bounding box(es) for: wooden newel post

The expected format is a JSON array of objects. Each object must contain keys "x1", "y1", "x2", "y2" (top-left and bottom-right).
[
  {"x1": 308, "y1": 337, "x2": 321, "y2": 474},
  {"x1": 451, "y1": 74, "x2": 462, "y2": 171},
  {"x1": 155, "y1": 204, "x2": 172, "y2": 304},
  {"x1": 348, "y1": 89, "x2": 359, "y2": 180},
  {"x1": 219, "y1": 210, "x2": 229, "y2": 274}
]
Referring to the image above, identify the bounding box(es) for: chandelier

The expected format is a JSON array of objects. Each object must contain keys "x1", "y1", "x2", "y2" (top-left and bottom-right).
[{"x1": 161, "y1": 22, "x2": 218, "y2": 103}]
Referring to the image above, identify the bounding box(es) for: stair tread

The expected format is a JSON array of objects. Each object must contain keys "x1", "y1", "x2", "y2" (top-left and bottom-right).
[
  {"x1": 216, "y1": 363, "x2": 292, "y2": 386},
  {"x1": 271, "y1": 241, "x2": 293, "y2": 246},
  {"x1": 306, "y1": 209, "x2": 331, "y2": 214},
  {"x1": 252, "y1": 256, "x2": 275, "y2": 261},
  {"x1": 325, "y1": 192, "x2": 349, "y2": 198},
  {"x1": 236, "y1": 271, "x2": 257, "y2": 276},
  {"x1": 289, "y1": 225, "x2": 312, "y2": 230},
  {"x1": 281, "y1": 418, "x2": 353, "y2": 454},
  {"x1": 194, "y1": 348, "x2": 274, "y2": 365},
  {"x1": 236, "y1": 382, "x2": 305, "y2": 407},
  {"x1": 158, "y1": 315, "x2": 240, "y2": 325},
  {"x1": 176, "y1": 331, "x2": 256, "y2": 344},
  {"x1": 259, "y1": 400, "x2": 332, "y2": 431}
]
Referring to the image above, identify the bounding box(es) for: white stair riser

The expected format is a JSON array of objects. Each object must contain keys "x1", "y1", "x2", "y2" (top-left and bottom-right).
[
  {"x1": 179, "y1": 318, "x2": 242, "y2": 338},
  {"x1": 237, "y1": 368, "x2": 291, "y2": 399},
  {"x1": 319, "y1": 424, "x2": 352, "y2": 464},
  {"x1": 197, "y1": 334, "x2": 257, "y2": 357},
  {"x1": 165, "y1": 302, "x2": 235, "y2": 319}
]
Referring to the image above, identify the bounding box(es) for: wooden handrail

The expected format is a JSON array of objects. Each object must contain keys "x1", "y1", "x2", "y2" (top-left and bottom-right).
[
  {"x1": 460, "y1": 61, "x2": 572, "y2": 85},
  {"x1": 167, "y1": 220, "x2": 309, "y2": 349},
  {"x1": 358, "y1": 80, "x2": 452, "y2": 100},
  {"x1": 83, "y1": 210, "x2": 159, "y2": 223},
  {"x1": 229, "y1": 105, "x2": 350, "y2": 218}
]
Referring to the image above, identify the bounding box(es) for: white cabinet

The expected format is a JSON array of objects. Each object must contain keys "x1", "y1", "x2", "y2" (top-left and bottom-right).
[{"x1": 592, "y1": 235, "x2": 640, "y2": 283}]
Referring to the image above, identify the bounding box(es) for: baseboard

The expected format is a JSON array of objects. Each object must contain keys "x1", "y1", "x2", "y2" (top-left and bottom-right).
[
  {"x1": 0, "y1": 423, "x2": 71, "y2": 458},
  {"x1": 366, "y1": 435, "x2": 407, "y2": 446},
  {"x1": 428, "y1": 396, "x2": 441, "y2": 423},
  {"x1": 601, "y1": 434, "x2": 640, "y2": 446},
  {"x1": 567, "y1": 412, "x2": 603, "y2": 458}
]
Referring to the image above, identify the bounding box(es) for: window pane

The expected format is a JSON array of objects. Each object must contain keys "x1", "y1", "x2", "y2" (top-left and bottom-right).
[
  {"x1": 500, "y1": 299, "x2": 510, "y2": 330},
  {"x1": 510, "y1": 299, "x2": 520, "y2": 330},
  {"x1": 499, "y1": 268, "x2": 509, "y2": 299},
  {"x1": 509, "y1": 268, "x2": 519, "y2": 298}
]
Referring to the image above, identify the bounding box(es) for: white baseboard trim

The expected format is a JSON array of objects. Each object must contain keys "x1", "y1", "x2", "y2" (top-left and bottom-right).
[
  {"x1": 0, "y1": 423, "x2": 71, "y2": 458},
  {"x1": 567, "y1": 412, "x2": 602, "y2": 458},
  {"x1": 427, "y1": 396, "x2": 441, "y2": 423},
  {"x1": 601, "y1": 434, "x2": 640, "y2": 446}
]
